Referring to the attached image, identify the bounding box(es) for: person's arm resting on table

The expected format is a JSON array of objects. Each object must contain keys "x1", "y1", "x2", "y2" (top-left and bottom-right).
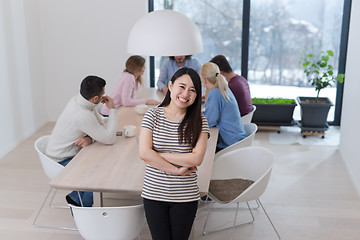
[{"x1": 74, "y1": 135, "x2": 93, "y2": 147}]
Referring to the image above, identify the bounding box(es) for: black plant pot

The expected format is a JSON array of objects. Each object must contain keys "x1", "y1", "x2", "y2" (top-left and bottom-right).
[
  {"x1": 252, "y1": 103, "x2": 297, "y2": 126},
  {"x1": 297, "y1": 96, "x2": 333, "y2": 129}
]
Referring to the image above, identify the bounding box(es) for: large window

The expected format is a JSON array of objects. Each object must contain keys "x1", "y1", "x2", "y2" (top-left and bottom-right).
[
  {"x1": 152, "y1": 0, "x2": 244, "y2": 84},
  {"x1": 150, "y1": 0, "x2": 348, "y2": 125},
  {"x1": 248, "y1": 0, "x2": 345, "y2": 122}
]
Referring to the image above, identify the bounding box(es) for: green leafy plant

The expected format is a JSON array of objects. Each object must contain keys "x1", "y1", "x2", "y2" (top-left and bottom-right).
[
  {"x1": 252, "y1": 97, "x2": 295, "y2": 105},
  {"x1": 300, "y1": 49, "x2": 344, "y2": 99}
]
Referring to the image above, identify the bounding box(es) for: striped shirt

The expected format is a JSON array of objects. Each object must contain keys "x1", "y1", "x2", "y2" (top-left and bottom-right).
[{"x1": 141, "y1": 107, "x2": 210, "y2": 202}]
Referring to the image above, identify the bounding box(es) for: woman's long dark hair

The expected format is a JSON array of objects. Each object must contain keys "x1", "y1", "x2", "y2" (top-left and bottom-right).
[{"x1": 159, "y1": 67, "x2": 202, "y2": 148}]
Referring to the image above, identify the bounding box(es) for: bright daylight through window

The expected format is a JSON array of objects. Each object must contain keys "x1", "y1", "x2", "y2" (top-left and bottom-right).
[{"x1": 151, "y1": 0, "x2": 345, "y2": 123}]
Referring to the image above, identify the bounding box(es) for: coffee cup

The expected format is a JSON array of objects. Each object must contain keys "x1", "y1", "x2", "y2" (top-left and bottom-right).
[
  {"x1": 135, "y1": 104, "x2": 149, "y2": 115},
  {"x1": 124, "y1": 125, "x2": 136, "y2": 137}
]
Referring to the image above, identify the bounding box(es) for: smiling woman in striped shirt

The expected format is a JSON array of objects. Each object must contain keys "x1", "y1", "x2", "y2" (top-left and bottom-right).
[{"x1": 139, "y1": 67, "x2": 209, "y2": 240}]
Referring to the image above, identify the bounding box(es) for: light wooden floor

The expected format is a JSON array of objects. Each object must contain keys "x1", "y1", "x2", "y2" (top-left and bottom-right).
[{"x1": 1, "y1": 122, "x2": 360, "y2": 240}]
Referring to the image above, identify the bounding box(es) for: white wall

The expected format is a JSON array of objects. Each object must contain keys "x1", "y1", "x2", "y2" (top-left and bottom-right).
[
  {"x1": 0, "y1": 0, "x2": 46, "y2": 158},
  {"x1": 339, "y1": 0, "x2": 360, "y2": 196},
  {"x1": 37, "y1": 0, "x2": 147, "y2": 121},
  {"x1": 0, "y1": 0, "x2": 147, "y2": 158}
]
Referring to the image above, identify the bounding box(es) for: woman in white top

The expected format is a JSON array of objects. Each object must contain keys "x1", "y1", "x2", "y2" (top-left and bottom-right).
[
  {"x1": 139, "y1": 67, "x2": 209, "y2": 240},
  {"x1": 100, "y1": 55, "x2": 159, "y2": 116}
]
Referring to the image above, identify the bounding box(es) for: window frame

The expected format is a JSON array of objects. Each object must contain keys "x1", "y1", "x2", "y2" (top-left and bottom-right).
[{"x1": 147, "y1": 0, "x2": 351, "y2": 126}]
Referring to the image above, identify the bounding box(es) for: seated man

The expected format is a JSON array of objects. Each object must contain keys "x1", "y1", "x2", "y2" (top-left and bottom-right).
[
  {"x1": 46, "y1": 75, "x2": 117, "y2": 207},
  {"x1": 157, "y1": 55, "x2": 202, "y2": 95},
  {"x1": 210, "y1": 55, "x2": 253, "y2": 116}
]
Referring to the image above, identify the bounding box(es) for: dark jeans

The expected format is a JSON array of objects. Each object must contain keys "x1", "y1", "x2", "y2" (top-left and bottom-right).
[
  {"x1": 143, "y1": 198, "x2": 198, "y2": 240},
  {"x1": 216, "y1": 147, "x2": 224, "y2": 153},
  {"x1": 58, "y1": 158, "x2": 93, "y2": 207}
]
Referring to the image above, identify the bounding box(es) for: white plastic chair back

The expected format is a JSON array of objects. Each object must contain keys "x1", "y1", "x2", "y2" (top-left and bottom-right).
[
  {"x1": 215, "y1": 123, "x2": 258, "y2": 159},
  {"x1": 241, "y1": 105, "x2": 256, "y2": 124},
  {"x1": 204, "y1": 146, "x2": 280, "y2": 238},
  {"x1": 210, "y1": 146, "x2": 274, "y2": 203},
  {"x1": 70, "y1": 204, "x2": 145, "y2": 240},
  {"x1": 34, "y1": 135, "x2": 64, "y2": 180}
]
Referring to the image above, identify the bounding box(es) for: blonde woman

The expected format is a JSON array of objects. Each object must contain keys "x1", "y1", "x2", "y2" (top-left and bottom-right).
[
  {"x1": 200, "y1": 62, "x2": 248, "y2": 152},
  {"x1": 100, "y1": 55, "x2": 159, "y2": 116}
]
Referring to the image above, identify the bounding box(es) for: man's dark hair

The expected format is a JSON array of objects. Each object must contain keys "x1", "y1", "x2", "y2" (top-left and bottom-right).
[
  {"x1": 169, "y1": 55, "x2": 192, "y2": 60},
  {"x1": 80, "y1": 75, "x2": 106, "y2": 100},
  {"x1": 210, "y1": 55, "x2": 233, "y2": 73}
]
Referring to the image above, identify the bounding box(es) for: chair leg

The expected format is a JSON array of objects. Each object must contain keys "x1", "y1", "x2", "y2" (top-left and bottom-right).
[
  {"x1": 48, "y1": 189, "x2": 69, "y2": 209},
  {"x1": 202, "y1": 201, "x2": 255, "y2": 235},
  {"x1": 232, "y1": 203, "x2": 240, "y2": 228},
  {"x1": 33, "y1": 187, "x2": 77, "y2": 231},
  {"x1": 202, "y1": 195, "x2": 211, "y2": 210},
  {"x1": 33, "y1": 187, "x2": 52, "y2": 227},
  {"x1": 254, "y1": 199, "x2": 260, "y2": 209},
  {"x1": 245, "y1": 201, "x2": 255, "y2": 224},
  {"x1": 202, "y1": 201, "x2": 213, "y2": 235},
  {"x1": 77, "y1": 191, "x2": 84, "y2": 207},
  {"x1": 257, "y1": 198, "x2": 281, "y2": 239},
  {"x1": 203, "y1": 200, "x2": 259, "y2": 211}
]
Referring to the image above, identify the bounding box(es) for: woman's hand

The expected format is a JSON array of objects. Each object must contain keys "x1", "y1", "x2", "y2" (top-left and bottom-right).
[
  {"x1": 178, "y1": 166, "x2": 197, "y2": 175},
  {"x1": 157, "y1": 132, "x2": 208, "y2": 167}
]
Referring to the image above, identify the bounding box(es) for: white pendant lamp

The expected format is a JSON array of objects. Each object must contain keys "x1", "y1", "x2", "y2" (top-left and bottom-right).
[{"x1": 127, "y1": 10, "x2": 203, "y2": 56}]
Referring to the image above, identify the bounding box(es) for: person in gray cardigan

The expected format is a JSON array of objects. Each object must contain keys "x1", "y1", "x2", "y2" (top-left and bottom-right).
[{"x1": 46, "y1": 75, "x2": 117, "y2": 207}]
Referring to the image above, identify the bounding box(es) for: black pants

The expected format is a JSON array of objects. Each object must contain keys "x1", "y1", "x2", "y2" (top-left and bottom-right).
[{"x1": 143, "y1": 198, "x2": 198, "y2": 240}]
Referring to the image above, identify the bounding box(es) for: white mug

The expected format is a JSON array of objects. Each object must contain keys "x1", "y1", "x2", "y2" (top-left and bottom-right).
[{"x1": 124, "y1": 125, "x2": 136, "y2": 137}]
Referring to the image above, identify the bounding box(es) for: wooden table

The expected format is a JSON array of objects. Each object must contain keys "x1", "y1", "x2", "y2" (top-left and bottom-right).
[{"x1": 50, "y1": 88, "x2": 218, "y2": 196}]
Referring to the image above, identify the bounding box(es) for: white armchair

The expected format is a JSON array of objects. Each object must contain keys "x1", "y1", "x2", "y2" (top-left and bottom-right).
[{"x1": 203, "y1": 146, "x2": 280, "y2": 239}]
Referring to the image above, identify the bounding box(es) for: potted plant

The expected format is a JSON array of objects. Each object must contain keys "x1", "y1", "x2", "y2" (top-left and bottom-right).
[
  {"x1": 251, "y1": 97, "x2": 297, "y2": 126},
  {"x1": 298, "y1": 49, "x2": 344, "y2": 130}
]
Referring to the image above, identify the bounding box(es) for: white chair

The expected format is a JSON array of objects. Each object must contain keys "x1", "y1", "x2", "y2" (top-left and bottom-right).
[
  {"x1": 69, "y1": 204, "x2": 145, "y2": 240},
  {"x1": 215, "y1": 123, "x2": 258, "y2": 159},
  {"x1": 241, "y1": 105, "x2": 256, "y2": 124},
  {"x1": 33, "y1": 135, "x2": 76, "y2": 230},
  {"x1": 203, "y1": 146, "x2": 280, "y2": 239}
]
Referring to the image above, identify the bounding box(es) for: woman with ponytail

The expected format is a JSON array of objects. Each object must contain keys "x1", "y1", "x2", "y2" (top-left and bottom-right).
[{"x1": 200, "y1": 62, "x2": 248, "y2": 152}]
